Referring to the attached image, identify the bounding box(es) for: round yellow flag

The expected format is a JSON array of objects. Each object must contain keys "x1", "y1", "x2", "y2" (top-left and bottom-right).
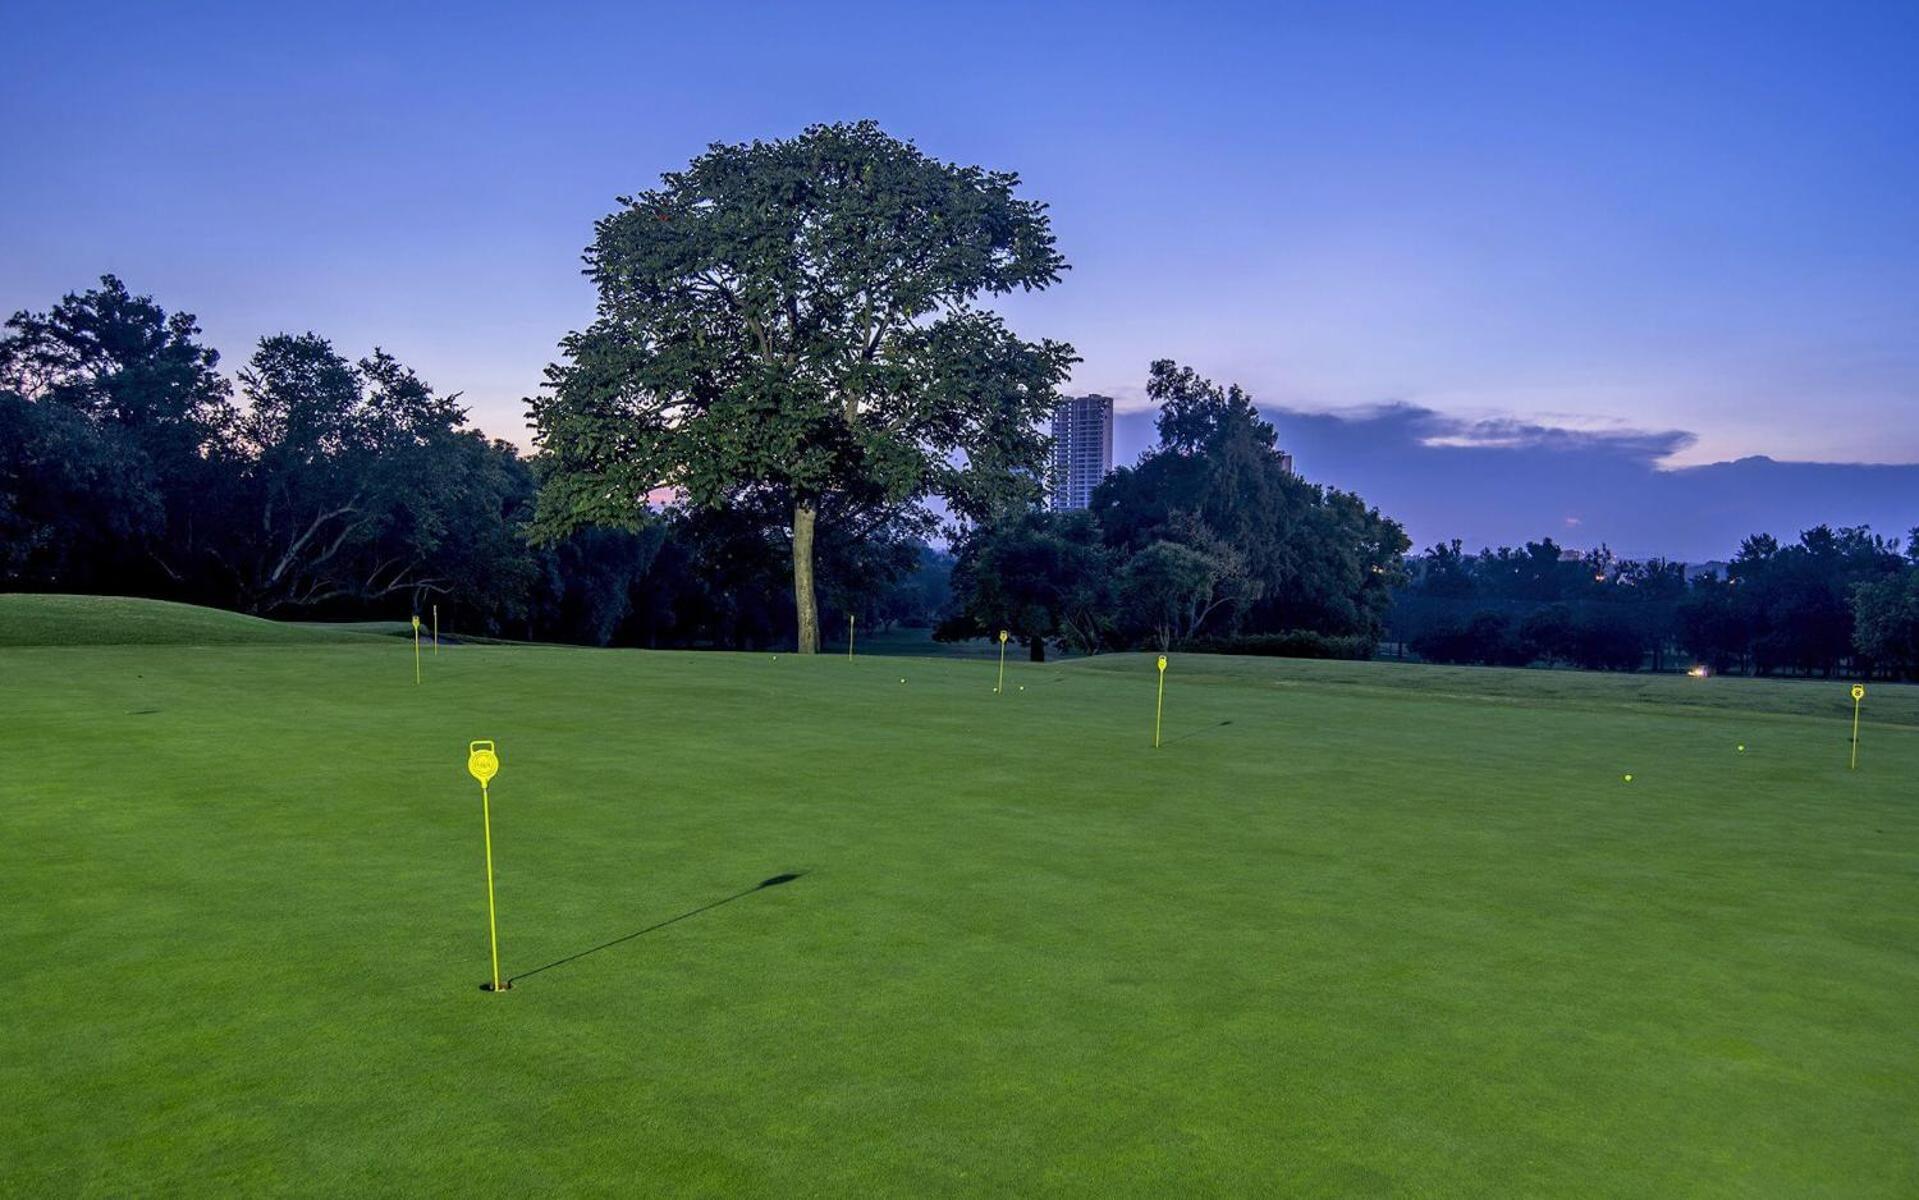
[{"x1": 467, "y1": 740, "x2": 500, "y2": 786}]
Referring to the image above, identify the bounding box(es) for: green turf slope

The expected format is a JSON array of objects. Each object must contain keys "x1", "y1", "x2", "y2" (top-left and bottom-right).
[
  {"x1": 0, "y1": 594, "x2": 383, "y2": 646},
  {"x1": 1, "y1": 642, "x2": 1914, "y2": 1196}
]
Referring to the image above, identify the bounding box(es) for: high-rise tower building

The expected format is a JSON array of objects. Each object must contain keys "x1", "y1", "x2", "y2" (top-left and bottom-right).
[{"x1": 1050, "y1": 394, "x2": 1114, "y2": 511}]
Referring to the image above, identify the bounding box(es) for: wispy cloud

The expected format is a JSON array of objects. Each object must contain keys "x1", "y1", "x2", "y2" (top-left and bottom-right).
[
  {"x1": 1113, "y1": 402, "x2": 1916, "y2": 560},
  {"x1": 1373, "y1": 404, "x2": 1697, "y2": 463}
]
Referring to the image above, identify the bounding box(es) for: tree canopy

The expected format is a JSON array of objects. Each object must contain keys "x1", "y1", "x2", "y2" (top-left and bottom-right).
[
  {"x1": 943, "y1": 360, "x2": 1410, "y2": 659},
  {"x1": 529, "y1": 120, "x2": 1076, "y2": 651},
  {"x1": 939, "y1": 508, "x2": 1114, "y2": 660},
  {"x1": 1, "y1": 275, "x2": 237, "y2": 589},
  {"x1": 1395, "y1": 524, "x2": 1919, "y2": 676},
  {"x1": 1092, "y1": 360, "x2": 1409, "y2": 643},
  {"x1": 225, "y1": 333, "x2": 521, "y2": 612}
]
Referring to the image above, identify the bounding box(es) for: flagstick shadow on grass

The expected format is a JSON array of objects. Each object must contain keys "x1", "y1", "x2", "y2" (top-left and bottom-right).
[
  {"x1": 507, "y1": 873, "x2": 803, "y2": 986},
  {"x1": 1161, "y1": 719, "x2": 1234, "y2": 745}
]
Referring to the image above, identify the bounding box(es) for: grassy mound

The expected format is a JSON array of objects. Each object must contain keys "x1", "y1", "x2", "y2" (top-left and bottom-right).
[{"x1": 0, "y1": 594, "x2": 384, "y2": 646}]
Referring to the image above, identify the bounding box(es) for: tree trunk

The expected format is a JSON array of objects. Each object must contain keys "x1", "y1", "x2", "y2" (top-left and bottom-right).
[
  {"x1": 792, "y1": 500, "x2": 820, "y2": 653},
  {"x1": 1029, "y1": 637, "x2": 1046, "y2": 662}
]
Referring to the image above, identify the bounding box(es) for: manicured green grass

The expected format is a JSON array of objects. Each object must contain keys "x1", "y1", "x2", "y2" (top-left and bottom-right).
[{"x1": 3, "y1": 605, "x2": 1915, "y2": 1195}]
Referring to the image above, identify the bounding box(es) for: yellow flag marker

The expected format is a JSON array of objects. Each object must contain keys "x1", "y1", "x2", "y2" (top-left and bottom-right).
[
  {"x1": 996, "y1": 629, "x2": 1009, "y2": 694},
  {"x1": 433, "y1": 603, "x2": 439, "y2": 654},
  {"x1": 848, "y1": 613, "x2": 856, "y2": 660},
  {"x1": 411, "y1": 614, "x2": 422, "y2": 685},
  {"x1": 1154, "y1": 654, "x2": 1168, "y2": 748},
  {"x1": 1849, "y1": 684, "x2": 1866, "y2": 770},
  {"x1": 467, "y1": 740, "x2": 506, "y2": 993}
]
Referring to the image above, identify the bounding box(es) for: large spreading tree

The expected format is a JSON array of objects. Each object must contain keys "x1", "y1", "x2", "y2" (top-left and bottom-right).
[{"x1": 529, "y1": 120, "x2": 1075, "y2": 651}]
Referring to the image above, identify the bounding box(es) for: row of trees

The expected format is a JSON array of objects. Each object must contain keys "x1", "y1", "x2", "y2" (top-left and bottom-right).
[
  {"x1": 13, "y1": 273, "x2": 1911, "y2": 677},
  {"x1": 8, "y1": 272, "x2": 1914, "y2": 678},
  {"x1": 0, "y1": 274, "x2": 1404, "y2": 660},
  {"x1": 6, "y1": 123, "x2": 1913, "y2": 677},
  {"x1": 0, "y1": 276, "x2": 938, "y2": 645},
  {"x1": 1, "y1": 277, "x2": 522, "y2": 616},
  {"x1": 6, "y1": 124, "x2": 1076, "y2": 652},
  {"x1": 936, "y1": 361, "x2": 1408, "y2": 659},
  {"x1": 1395, "y1": 527, "x2": 1919, "y2": 678}
]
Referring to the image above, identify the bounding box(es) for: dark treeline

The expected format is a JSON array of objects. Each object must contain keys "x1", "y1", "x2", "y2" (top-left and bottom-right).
[
  {"x1": 8, "y1": 277, "x2": 1916, "y2": 676},
  {"x1": 0, "y1": 279, "x2": 1397, "y2": 657},
  {"x1": 0, "y1": 277, "x2": 939, "y2": 646},
  {"x1": 937, "y1": 361, "x2": 1408, "y2": 660},
  {"x1": 1393, "y1": 529, "x2": 1919, "y2": 679}
]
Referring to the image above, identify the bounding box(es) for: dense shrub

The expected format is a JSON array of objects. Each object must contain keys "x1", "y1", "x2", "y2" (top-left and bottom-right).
[
  {"x1": 1567, "y1": 614, "x2": 1648, "y2": 671},
  {"x1": 1408, "y1": 611, "x2": 1529, "y2": 666},
  {"x1": 1185, "y1": 630, "x2": 1377, "y2": 660}
]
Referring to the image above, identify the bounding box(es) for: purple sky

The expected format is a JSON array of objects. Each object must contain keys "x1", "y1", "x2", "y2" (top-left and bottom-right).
[
  {"x1": 1111, "y1": 404, "x2": 1918, "y2": 561},
  {"x1": 3, "y1": 1, "x2": 1914, "y2": 558}
]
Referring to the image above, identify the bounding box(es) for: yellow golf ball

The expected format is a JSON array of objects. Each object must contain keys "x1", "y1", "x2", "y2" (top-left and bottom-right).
[
  {"x1": 1623, "y1": 773, "x2": 1633, "y2": 782},
  {"x1": 1737, "y1": 744, "x2": 1745, "y2": 752}
]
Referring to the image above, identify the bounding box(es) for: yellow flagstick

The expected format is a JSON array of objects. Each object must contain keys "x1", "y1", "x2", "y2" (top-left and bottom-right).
[
  {"x1": 1154, "y1": 654, "x2": 1168, "y2": 748},
  {"x1": 411, "y1": 614, "x2": 422, "y2": 685},
  {"x1": 996, "y1": 629, "x2": 1009, "y2": 694},
  {"x1": 1849, "y1": 684, "x2": 1865, "y2": 770},
  {"x1": 467, "y1": 741, "x2": 505, "y2": 992},
  {"x1": 433, "y1": 604, "x2": 439, "y2": 654},
  {"x1": 848, "y1": 613, "x2": 856, "y2": 660}
]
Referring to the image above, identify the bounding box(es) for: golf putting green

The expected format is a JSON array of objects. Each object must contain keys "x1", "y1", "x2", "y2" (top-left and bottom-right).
[{"x1": 3, "y1": 617, "x2": 1915, "y2": 1195}]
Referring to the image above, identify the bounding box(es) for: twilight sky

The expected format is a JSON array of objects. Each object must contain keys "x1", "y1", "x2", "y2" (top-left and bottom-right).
[{"x1": 3, "y1": 1, "x2": 1914, "y2": 557}]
